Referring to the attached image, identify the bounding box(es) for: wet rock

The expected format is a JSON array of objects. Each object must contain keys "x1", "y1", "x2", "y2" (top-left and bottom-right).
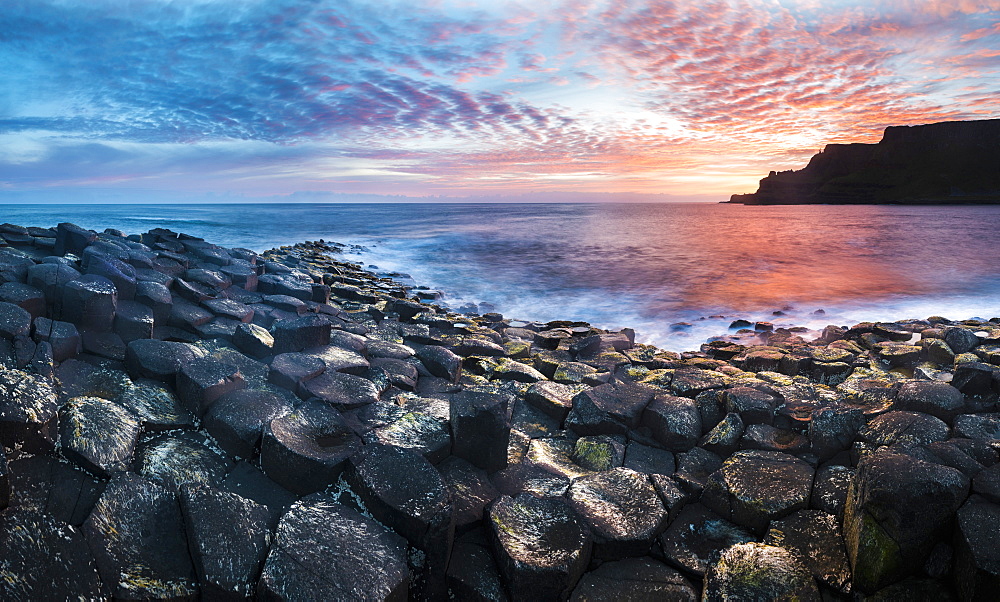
[
  {"x1": 702, "y1": 450, "x2": 814, "y2": 535},
  {"x1": 232, "y1": 322, "x2": 274, "y2": 358},
  {"x1": 953, "y1": 413, "x2": 1000, "y2": 441},
  {"x1": 0, "y1": 368, "x2": 59, "y2": 452},
  {"x1": 363, "y1": 410, "x2": 451, "y2": 463},
  {"x1": 567, "y1": 467, "x2": 667, "y2": 558},
  {"x1": 0, "y1": 301, "x2": 31, "y2": 339},
  {"x1": 32, "y1": 317, "x2": 81, "y2": 362},
  {"x1": 58, "y1": 396, "x2": 141, "y2": 477},
  {"x1": 566, "y1": 380, "x2": 656, "y2": 436},
  {"x1": 125, "y1": 338, "x2": 198, "y2": 385},
  {"x1": 176, "y1": 357, "x2": 246, "y2": 417},
  {"x1": 658, "y1": 503, "x2": 757, "y2": 576},
  {"x1": 299, "y1": 370, "x2": 380, "y2": 409},
  {"x1": 809, "y1": 406, "x2": 864, "y2": 460},
  {"x1": 953, "y1": 494, "x2": 1000, "y2": 601},
  {"x1": 741, "y1": 423, "x2": 810, "y2": 454},
  {"x1": 260, "y1": 399, "x2": 360, "y2": 495},
  {"x1": 136, "y1": 280, "x2": 173, "y2": 324},
  {"x1": 857, "y1": 410, "x2": 949, "y2": 452},
  {"x1": 642, "y1": 394, "x2": 702, "y2": 451},
  {"x1": 26, "y1": 262, "x2": 79, "y2": 313},
  {"x1": 524, "y1": 380, "x2": 577, "y2": 421},
  {"x1": 703, "y1": 542, "x2": 820, "y2": 602},
  {"x1": 116, "y1": 380, "x2": 195, "y2": 432},
  {"x1": 202, "y1": 389, "x2": 293, "y2": 459},
  {"x1": 488, "y1": 493, "x2": 592, "y2": 600},
  {"x1": 765, "y1": 509, "x2": 852, "y2": 593},
  {"x1": 0, "y1": 508, "x2": 105, "y2": 600},
  {"x1": 258, "y1": 497, "x2": 409, "y2": 601},
  {"x1": 416, "y1": 344, "x2": 463, "y2": 381},
  {"x1": 570, "y1": 557, "x2": 698, "y2": 601},
  {"x1": 893, "y1": 381, "x2": 964, "y2": 421},
  {"x1": 83, "y1": 473, "x2": 198, "y2": 600},
  {"x1": 811, "y1": 464, "x2": 853, "y2": 519},
  {"x1": 844, "y1": 448, "x2": 969, "y2": 593},
  {"x1": 723, "y1": 386, "x2": 779, "y2": 425},
  {"x1": 622, "y1": 441, "x2": 675, "y2": 476},
  {"x1": 178, "y1": 484, "x2": 270, "y2": 600},
  {"x1": 136, "y1": 434, "x2": 231, "y2": 491},
  {"x1": 700, "y1": 412, "x2": 745, "y2": 457},
  {"x1": 450, "y1": 390, "x2": 511, "y2": 472}
]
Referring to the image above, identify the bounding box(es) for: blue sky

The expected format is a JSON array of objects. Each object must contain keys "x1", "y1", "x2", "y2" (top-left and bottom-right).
[{"x1": 2, "y1": 0, "x2": 999, "y2": 202}]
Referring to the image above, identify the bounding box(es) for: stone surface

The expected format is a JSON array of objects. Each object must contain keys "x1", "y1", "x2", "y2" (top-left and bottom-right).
[
  {"x1": 642, "y1": 394, "x2": 702, "y2": 451},
  {"x1": 658, "y1": 503, "x2": 757, "y2": 576},
  {"x1": 567, "y1": 467, "x2": 667, "y2": 558},
  {"x1": 953, "y1": 494, "x2": 1000, "y2": 601},
  {"x1": 136, "y1": 434, "x2": 231, "y2": 491},
  {"x1": 570, "y1": 557, "x2": 698, "y2": 601},
  {"x1": 566, "y1": 380, "x2": 656, "y2": 436},
  {"x1": 450, "y1": 390, "x2": 511, "y2": 472},
  {"x1": 0, "y1": 368, "x2": 59, "y2": 452},
  {"x1": 176, "y1": 356, "x2": 246, "y2": 417},
  {"x1": 203, "y1": 389, "x2": 293, "y2": 458},
  {"x1": 765, "y1": 509, "x2": 852, "y2": 593},
  {"x1": 299, "y1": 369, "x2": 380, "y2": 409},
  {"x1": 702, "y1": 542, "x2": 820, "y2": 602},
  {"x1": 58, "y1": 396, "x2": 141, "y2": 478}
]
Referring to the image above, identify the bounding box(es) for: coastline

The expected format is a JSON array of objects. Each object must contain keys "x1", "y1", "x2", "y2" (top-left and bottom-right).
[{"x1": 1, "y1": 222, "x2": 998, "y2": 599}]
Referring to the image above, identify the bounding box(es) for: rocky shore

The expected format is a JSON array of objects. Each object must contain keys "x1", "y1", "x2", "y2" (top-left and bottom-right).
[{"x1": 1, "y1": 222, "x2": 999, "y2": 600}]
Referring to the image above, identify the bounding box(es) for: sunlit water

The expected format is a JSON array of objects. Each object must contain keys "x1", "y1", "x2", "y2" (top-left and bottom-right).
[{"x1": 5, "y1": 203, "x2": 1000, "y2": 351}]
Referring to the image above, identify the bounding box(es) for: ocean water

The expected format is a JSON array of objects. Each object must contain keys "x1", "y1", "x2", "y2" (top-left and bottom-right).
[{"x1": 5, "y1": 202, "x2": 1000, "y2": 351}]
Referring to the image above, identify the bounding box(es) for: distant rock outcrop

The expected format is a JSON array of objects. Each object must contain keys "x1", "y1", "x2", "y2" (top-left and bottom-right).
[{"x1": 729, "y1": 119, "x2": 1000, "y2": 204}]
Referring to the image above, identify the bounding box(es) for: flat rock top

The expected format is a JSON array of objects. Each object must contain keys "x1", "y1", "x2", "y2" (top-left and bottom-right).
[{"x1": 490, "y1": 493, "x2": 590, "y2": 570}]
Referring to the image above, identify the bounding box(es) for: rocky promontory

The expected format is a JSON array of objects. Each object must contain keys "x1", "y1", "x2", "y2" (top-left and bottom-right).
[
  {"x1": 1, "y1": 222, "x2": 1000, "y2": 599},
  {"x1": 729, "y1": 118, "x2": 1000, "y2": 204}
]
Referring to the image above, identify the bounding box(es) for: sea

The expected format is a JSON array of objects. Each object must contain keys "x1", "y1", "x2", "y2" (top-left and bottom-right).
[{"x1": 4, "y1": 202, "x2": 1000, "y2": 352}]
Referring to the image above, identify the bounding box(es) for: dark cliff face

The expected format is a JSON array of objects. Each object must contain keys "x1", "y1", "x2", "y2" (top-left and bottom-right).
[{"x1": 729, "y1": 119, "x2": 1000, "y2": 204}]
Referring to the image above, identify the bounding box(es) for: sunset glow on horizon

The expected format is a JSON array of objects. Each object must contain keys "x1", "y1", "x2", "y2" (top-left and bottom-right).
[{"x1": 2, "y1": 0, "x2": 1000, "y2": 203}]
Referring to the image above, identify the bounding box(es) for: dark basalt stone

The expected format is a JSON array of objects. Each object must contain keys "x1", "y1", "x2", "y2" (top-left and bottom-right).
[
  {"x1": 570, "y1": 435, "x2": 625, "y2": 471},
  {"x1": 567, "y1": 467, "x2": 667, "y2": 558},
  {"x1": 203, "y1": 389, "x2": 293, "y2": 459},
  {"x1": 26, "y1": 263, "x2": 80, "y2": 314},
  {"x1": 115, "y1": 380, "x2": 195, "y2": 432},
  {"x1": 222, "y1": 461, "x2": 298, "y2": 530},
  {"x1": 136, "y1": 434, "x2": 231, "y2": 491},
  {"x1": 702, "y1": 542, "x2": 820, "y2": 602},
  {"x1": 7, "y1": 455, "x2": 105, "y2": 526},
  {"x1": 623, "y1": 441, "x2": 676, "y2": 476},
  {"x1": 299, "y1": 369, "x2": 380, "y2": 409},
  {"x1": 0, "y1": 368, "x2": 59, "y2": 452},
  {"x1": 32, "y1": 317, "x2": 82, "y2": 362},
  {"x1": 304, "y1": 343, "x2": 370, "y2": 375},
  {"x1": 83, "y1": 473, "x2": 199, "y2": 600},
  {"x1": 178, "y1": 484, "x2": 270, "y2": 600},
  {"x1": 893, "y1": 381, "x2": 965, "y2": 421},
  {"x1": 271, "y1": 314, "x2": 332, "y2": 354},
  {"x1": 257, "y1": 497, "x2": 409, "y2": 601},
  {"x1": 0, "y1": 508, "x2": 106, "y2": 600},
  {"x1": 370, "y1": 357, "x2": 419, "y2": 390},
  {"x1": 59, "y1": 396, "x2": 141, "y2": 478},
  {"x1": 232, "y1": 322, "x2": 274, "y2": 358},
  {"x1": 438, "y1": 456, "x2": 500, "y2": 531},
  {"x1": 953, "y1": 413, "x2": 1000, "y2": 441},
  {"x1": 723, "y1": 386, "x2": 779, "y2": 425},
  {"x1": 0, "y1": 300, "x2": 31, "y2": 339},
  {"x1": 524, "y1": 380, "x2": 577, "y2": 421},
  {"x1": 642, "y1": 394, "x2": 702, "y2": 451},
  {"x1": 570, "y1": 557, "x2": 698, "y2": 601},
  {"x1": 700, "y1": 412, "x2": 745, "y2": 457},
  {"x1": 765, "y1": 509, "x2": 852, "y2": 593},
  {"x1": 809, "y1": 406, "x2": 864, "y2": 460},
  {"x1": 487, "y1": 493, "x2": 592, "y2": 600},
  {"x1": 844, "y1": 448, "x2": 970, "y2": 593},
  {"x1": 951, "y1": 361, "x2": 996, "y2": 396},
  {"x1": 61, "y1": 275, "x2": 118, "y2": 333},
  {"x1": 176, "y1": 357, "x2": 246, "y2": 417},
  {"x1": 125, "y1": 338, "x2": 198, "y2": 385},
  {"x1": 673, "y1": 446, "x2": 723, "y2": 494},
  {"x1": 658, "y1": 503, "x2": 757, "y2": 577},
  {"x1": 363, "y1": 410, "x2": 451, "y2": 463},
  {"x1": 416, "y1": 344, "x2": 463, "y2": 381},
  {"x1": 0, "y1": 282, "x2": 45, "y2": 319},
  {"x1": 447, "y1": 530, "x2": 510, "y2": 602},
  {"x1": 450, "y1": 390, "x2": 511, "y2": 472},
  {"x1": 0, "y1": 445, "x2": 8, "y2": 509},
  {"x1": 953, "y1": 494, "x2": 1000, "y2": 601},
  {"x1": 54, "y1": 222, "x2": 97, "y2": 256},
  {"x1": 260, "y1": 399, "x2": 360, "y2": 495},
  {"x1": 856, "y1": 410, "x2": 949, "y2": 452},
  {"x1": 811, "y1": 464, "x2": 853, "y2": 519},
  {"x1": 566, "y1": 380, "x2": 656, "y2": 436},
  {"x1": 136, "y1": 280, "x2": 173, "y2": 324},
  {"x1": 114, "y1": 299, "x2": 155, "y2": 342},
  {"x1": 669, "y1": 368, "x2": 730, "y2": 397},
  {"x1": 701, "y1": 450, "x2": 814, "y2": 535},
  {"x1": 944, "y1": 326, "x2": 980, "y2": 354}
]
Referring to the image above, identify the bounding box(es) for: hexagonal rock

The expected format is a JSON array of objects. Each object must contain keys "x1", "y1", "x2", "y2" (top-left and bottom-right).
[
  {"x1": 271, "y1": 314, "x2": 332, "y2": 354},
  {"x1": 260, "y1": 399, "x2": 360, "y2": 495},
  {"x1": 524, "y1": 381, "x2": 577, "y2": 422},
  {"x1": 83, "y1": 473, "x2": 198, "y2": 600},
  {"x1": 658, "y1": 503, "x2": 757, "y2": 577},
  {"x1": 944, "y1": 326, "x2": 980, "y2": 354},
  {"x1": 567, "y1": 467, "x2": 667, "y2": 558},
  {"x1": 703, "y1": 542, "x2": 820, "y2": 602},
  {"x1": 58, "y1": 396, "x2": 141, "y2": 478},
  {"x1": 571, "y1": 435, "x2": 625, "y2": 472},
  {"x1": 54, "y1": 222, "x2": 97, "y2": 255},
  {"x1": 723, "y1": 386, "x2": 779, "y2": 425},
  {"x1": 0, "y1": 368, "x2": 59, "y2": 452},
  {"x1": 32, "y1": 317, "x2": 82, "y2": 362},
  {"x1": 222, "y1": 461, "x2": 298, "y2": 530},
  {"x1": 125, "y1": 338, "x2": 198, "y2": 385},
  {"x1": 952, "y1": 361, "x2": 996, "y2": 396},
  {"x1": 258, "y1": 497, "x2": 409, "y2": 601},
  {"x1": 176, "y1": 356, "x2": 246, "y2": 417},
  {"x1": 446, "y1": 532, "x2": 509, "y2": 602},
  {"x1": 570, "y1": 557, "x2": 698, "y2": 601},
  {"x1": 438, "y1": 455, "x2": 500, "y2": 530},
  {"x1": 299, "y1": 369, "x2": 380, "y2": 409},
  {"x1": 954, "y1": 413, "x2": 1000, "y2": 441},
  {"x1": 416, "y1": 344, "x2": 463, "y2": 381},
  {"x1": 449, "y1": 390, "x2": 511, "y2": 472},
  {"x1": 809, "y1": 406, "x2": 864, "y2": 460},
  {"x1": 487, "y1": 493, "x2": 592, "y2": 600},
  {"x1": 178, "y1": 484, "x2": 270, "y2": 600},
  {"x1": 202, "y1": 389, "x2": 293, "y2": 458},
  {"x1": 61, "y1": 275, "x2": 118, "y2": 332},
  {"x1": 811, "y1": 464, "x2": 853, "y2": 519},
  {"x1": 765, "y1": 510, "x2": 852, "y2": 594},
  {"x1": 136, "y1": 434, "x2": 231, "y2": 491},
  {"x1": 856, "y1": 410, "x2": 949, "y2": 451},
  {"x1": 702, "y1": 450, "x2": 814, "y2": 535},
  {"x1": 6, "y1": 455, "x2": 104, "y2": 526},
  {"x1": 363, "y1": 410, "x2": 451, "y2": 464},
  {"x1": 0, "y1": 508, "x2": 106, "y2": 600},
  {"x1": 954, "y1": 494, "x2": 1000, "y2": 601},
  {"x1": 0, "y1": 301, "x2": 31, "y2": 339},
  {"x1": 844, "y1": 448, "x2": 970, "y2": 593},
  {"x1": 892, "y1": 380, "x2": 965, "y2": 421},
  {"x1": 565, "y1": 380, "x2": 656, "y2": 436},
  {"x1": 114, "y1": 299, "x2": 155, "y2": 342},
  {"x1": 115, "y1": 380, "x2": 194, "y2": 432},
  {"x1": 346, "y1": 443, "x2": 454, "y2": 591},
  {"x1": 232, "y1": 322, "x2": 274, "y2": 358},
  {"x1": 306, "y1": 344, "x2": 370, "y2": 375},
  {"x1": 642, "y1": 394, "x2": 702, "y2": 452}
]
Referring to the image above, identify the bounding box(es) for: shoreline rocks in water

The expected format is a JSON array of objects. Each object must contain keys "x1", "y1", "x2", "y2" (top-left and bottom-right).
[{"x1": 0, "y1": 221, "x2": 999, "y2": 599}]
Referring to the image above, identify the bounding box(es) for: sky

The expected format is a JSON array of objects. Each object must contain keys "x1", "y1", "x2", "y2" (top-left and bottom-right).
[{"x1": 2, "y1": 0, "x2": 999, "y2": 203}]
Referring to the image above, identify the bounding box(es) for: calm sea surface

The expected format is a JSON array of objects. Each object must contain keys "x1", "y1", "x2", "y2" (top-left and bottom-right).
[{"x1": 4, "y1": 202, "x2": 1000, "y2": 351}]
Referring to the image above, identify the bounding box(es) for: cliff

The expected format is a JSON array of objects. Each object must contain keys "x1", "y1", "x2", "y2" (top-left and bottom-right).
[{"x1": 729, "y1": 118, "x2": 1000, "y2": 204}]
